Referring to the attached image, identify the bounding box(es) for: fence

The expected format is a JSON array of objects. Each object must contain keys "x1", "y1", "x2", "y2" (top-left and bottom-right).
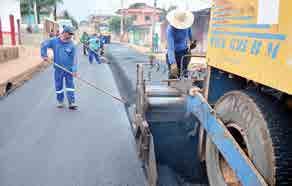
[{"x1": 0, "y1": 14, "x2": 21, "y2": 46}]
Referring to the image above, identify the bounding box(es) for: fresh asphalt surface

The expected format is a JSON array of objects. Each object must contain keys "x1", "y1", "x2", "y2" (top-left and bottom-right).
[{"x1": 0, "y1": 48, "x2": 147, "y2": 186}]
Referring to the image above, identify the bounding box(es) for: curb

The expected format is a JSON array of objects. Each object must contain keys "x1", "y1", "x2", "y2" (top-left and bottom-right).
[{"x1": 0, "y1": 62, "x2": 49, "y2": 97}]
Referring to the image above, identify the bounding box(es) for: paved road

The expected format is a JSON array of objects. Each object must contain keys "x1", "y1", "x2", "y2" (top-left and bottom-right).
[{"x1": 0, "y1": 48, "x2": 146, "y2": 186}]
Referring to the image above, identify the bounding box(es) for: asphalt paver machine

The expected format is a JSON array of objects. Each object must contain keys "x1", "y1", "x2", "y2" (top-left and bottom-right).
[{"x1": 132, "y1": 0, "x2": 292, "y2": 185}]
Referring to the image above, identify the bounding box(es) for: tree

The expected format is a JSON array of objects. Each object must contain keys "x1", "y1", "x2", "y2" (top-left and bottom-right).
[
  {"x1": 59, "y1": 10, "x2": 79, "y2": 29},
  {"x1": 160, "y1": 5, "x2": 177, "y2": 21},
  {"x1": 20, "y1": 0, "x2": 63, "y2": 23},
  {"x1": 108, "y1": 16, "x2": 120, "y2": 34},
  {"x1": 129, "y1": 3, "x2": 147, "y2": 9},
  {"x1": 20, "y1": 0, "x2": 34, "y2": 17},
  {"x1": 109, "y1": 16, "x2": 134, "y2": 34}
]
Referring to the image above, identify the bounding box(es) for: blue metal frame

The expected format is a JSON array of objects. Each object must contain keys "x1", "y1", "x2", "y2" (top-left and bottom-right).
[{"x1": 186, "y1": 94, "x2": 267, "y2": 186}]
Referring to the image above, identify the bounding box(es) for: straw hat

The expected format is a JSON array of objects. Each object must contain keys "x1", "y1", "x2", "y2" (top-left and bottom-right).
[{"x1": 166, "y1": 10, "x2": 194, "y2": 29}]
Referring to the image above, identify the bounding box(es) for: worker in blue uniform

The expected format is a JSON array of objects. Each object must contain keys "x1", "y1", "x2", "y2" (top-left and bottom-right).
[
  {"x1": 166, "y1": 10, "x2": 195, "y2": 78},
  {"x1": 99, "y1": 35, "x2": 106, "y2": 56},
  {"x1": 88, "y1": 34, "x2": 101, "y2": 64},
  {"x1": 41, "y1": 26, "x2": 78, "y2": 110}
]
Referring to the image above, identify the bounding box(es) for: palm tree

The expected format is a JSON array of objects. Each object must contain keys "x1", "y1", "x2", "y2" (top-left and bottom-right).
[
  {"x1": 20, "y1": 0, "x2": 34, "y2": 18},
  {"x1": 46, "y1": 0, "x2": 63, "y2": 21},
  {"x1": 20, "y1": 0, "x2": 63, "y2": 23}
]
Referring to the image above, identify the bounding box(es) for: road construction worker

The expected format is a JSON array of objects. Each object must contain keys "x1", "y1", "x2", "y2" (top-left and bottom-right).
[
  {"x1": 166, "y1": 10, "x2": 194, "y2": 78},
  {"x1": 88, "y1": 34, "x2": 101, "y2": 64},
  {"x1": 80, "y1": 32, "x2": 89, "y2": 55},
  {"x1": 99, "y1": 35, "x2": 106, "y2": 56},
  {"x1": 41, "y1": 26, "x2": 78, "y2": 110},
  {"x1": 153, "y1": 33, "x2": 159, "y2": 53}
]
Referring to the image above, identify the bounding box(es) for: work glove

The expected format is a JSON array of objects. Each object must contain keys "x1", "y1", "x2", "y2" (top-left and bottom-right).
[
  {"x1": 190, "y1": 40, "x2": 197, "y2": 50},
  {"x1": 42, "y1": 57, "x2": 49, "y2": 62},
  {"x1": 72, "y1": 72, "x2": 78, "y2": 78},
  {"x1": 170, "y1": 63, "x2": 179, "y2": 78}
]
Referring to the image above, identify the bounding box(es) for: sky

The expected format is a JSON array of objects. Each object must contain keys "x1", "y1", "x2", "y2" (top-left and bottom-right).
[{"x1": 60, "y1": 0, "x2": 212, "y2": 21}]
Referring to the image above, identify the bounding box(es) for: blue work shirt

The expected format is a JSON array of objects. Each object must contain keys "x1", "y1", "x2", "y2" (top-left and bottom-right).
[
  {"x1": 100, "y1": 36, "x2": 106, "y2": 46},
  {"x1": 88, "y1": 37, "x2": 101, "y2": 51},
  {"x1": 41, "y1": 37, "x2": 78, "y2": 72},
  {"x1": 167, "y1": 25, "x2": 192, "y2": 64}
]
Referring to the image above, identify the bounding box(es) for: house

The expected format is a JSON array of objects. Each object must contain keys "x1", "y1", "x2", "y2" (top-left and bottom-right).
[{"x1": 117, "y1": 3, "x2": 163, "y2": 46}]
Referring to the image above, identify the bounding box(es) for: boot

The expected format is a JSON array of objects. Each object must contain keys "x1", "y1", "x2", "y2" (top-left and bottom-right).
[{"x1": 68, "y1": 103, "x2": 78, "y2": 110}]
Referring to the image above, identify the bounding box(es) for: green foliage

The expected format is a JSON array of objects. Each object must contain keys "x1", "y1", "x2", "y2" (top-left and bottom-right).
[
  {"x1": 109, "y1": 16, "x2": 134, "y2": 34},
  {"x1": 129, "y1": 3, "x2": 147, "y2": 9},
  {"x1": 20, "y1": 0, "x2": 63, "y2": 22},
  {"x1": 160, "y1": 5, "x2": 177, "y2": 20},
  {"x1": 108, "y1": 16, "x2": 120, "y2": 34},
  {"x1": 20, "y1": 0, "x2": 78, "y2": 27},
  {"x1": 167, "y1": 5, "x2": 177, "y2": 12},
  {"x1": 60, "y1": 10, "x2": 78, "y2": 29}
]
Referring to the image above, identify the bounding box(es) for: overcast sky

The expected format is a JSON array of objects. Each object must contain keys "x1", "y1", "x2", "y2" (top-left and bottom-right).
[{"x1": 60, "y1": 0, "x2": 212, "y2": 21}]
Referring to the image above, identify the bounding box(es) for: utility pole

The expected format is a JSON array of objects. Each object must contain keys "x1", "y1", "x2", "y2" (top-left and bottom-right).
[
  {"x1": 152, "y1": 0, "x2": 157, "y2": 52},
  {"x1": 120, "y1": 0, "x2": 124, "y2": 39},
  {"x1": 33, "y1": 1, "x2": 38, "y2": 24}
]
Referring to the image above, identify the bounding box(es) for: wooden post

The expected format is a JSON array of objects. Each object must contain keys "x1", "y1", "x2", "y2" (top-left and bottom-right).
[{"x1": 9, "y1": 15, "x2": 16, "y2": 45}]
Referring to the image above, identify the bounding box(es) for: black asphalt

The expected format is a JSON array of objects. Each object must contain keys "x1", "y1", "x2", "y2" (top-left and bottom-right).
[
  {"x1": 106, "y1": 43, "x2": 208, "y2": 186},
  {"x1": 0, "y1": 48, "x2": 147, "y2": 186}
]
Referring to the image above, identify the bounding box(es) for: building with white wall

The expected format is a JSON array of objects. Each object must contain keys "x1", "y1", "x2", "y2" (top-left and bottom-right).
[{"x1": 0, "y1": 0, "x2": 21, "y2": 32}]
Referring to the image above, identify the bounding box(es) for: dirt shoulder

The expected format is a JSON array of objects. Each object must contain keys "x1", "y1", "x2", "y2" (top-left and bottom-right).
[{"x1": 0, "y1": 47, "x2": 49, "y2": 96}]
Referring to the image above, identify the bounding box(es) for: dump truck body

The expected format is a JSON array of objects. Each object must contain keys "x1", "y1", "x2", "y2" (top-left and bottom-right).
[{"x1": 207, "y1": 0, "x2": 292, "y2": 94}]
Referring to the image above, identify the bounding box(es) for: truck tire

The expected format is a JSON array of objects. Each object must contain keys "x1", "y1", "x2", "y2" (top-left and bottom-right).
[
  {"x1": 205, "y1": 90, "x2": 292, "y2": 186},
  {"x1": 208, "y1": 68, "x2": 245, "y2": 104}
]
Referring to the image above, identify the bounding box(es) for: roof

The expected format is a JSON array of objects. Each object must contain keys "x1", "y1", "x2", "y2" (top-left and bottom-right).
[{"x1": 116, "y1": 3, "x2": 163, "y2": 15}]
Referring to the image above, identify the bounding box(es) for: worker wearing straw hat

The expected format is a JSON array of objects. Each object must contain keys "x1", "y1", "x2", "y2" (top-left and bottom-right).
[{"x1": 166, "y1": 10, "x2": 195, "y2": 78}]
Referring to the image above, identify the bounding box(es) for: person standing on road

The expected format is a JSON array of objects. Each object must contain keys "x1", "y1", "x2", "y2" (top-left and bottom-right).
[
  {"x1": 80, "y1": 32, "x2": 89, "y2": 55},
  {"x1": 99, "y1": 35, "x2": 106, "y2": 56},
  {"x1": 153, "y1": 33, "x2": 159, "y2": 53},
  {"x1": 166, "y1": 10, "x2": 194, "y2": 78},
  {"x1": 88, "y1": 34, "x2": 101, "y2": 64},
  {"x1": 41, "y1": 26, "x2": 78, "y2": 110}
]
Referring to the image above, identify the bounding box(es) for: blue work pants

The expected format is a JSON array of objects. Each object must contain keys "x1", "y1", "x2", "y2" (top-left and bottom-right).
[
  {"x1": 88, "y1": 50, "x2": 100, "y2": 64},
  {"x1": 54, "y1": 69, "x2": 75, "y2": 104}
]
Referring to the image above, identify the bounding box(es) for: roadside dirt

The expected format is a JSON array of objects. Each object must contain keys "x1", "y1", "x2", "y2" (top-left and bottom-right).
[{"x1": 0, "y1": 47, "x2": 49, "y2": 97}]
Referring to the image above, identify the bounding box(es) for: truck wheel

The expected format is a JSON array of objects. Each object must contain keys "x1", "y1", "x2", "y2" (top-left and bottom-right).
[{"x1": 205, "y1": 90, "x2": 292, "y2": 186}]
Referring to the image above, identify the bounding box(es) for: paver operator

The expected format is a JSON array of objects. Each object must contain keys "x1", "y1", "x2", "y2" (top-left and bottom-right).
[
  {"x1": 166, "y1": 10, "x2": 195, "y2": 78},
  {"x1": 41, "y1": 26, "x2": 78, "y2": 110}
]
